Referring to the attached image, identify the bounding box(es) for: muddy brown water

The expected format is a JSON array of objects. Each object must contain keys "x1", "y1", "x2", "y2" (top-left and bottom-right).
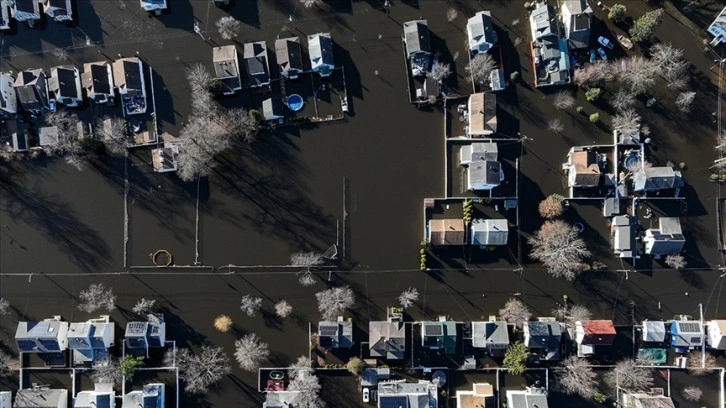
[{"x1": 2, "y1": 0, "x2": 726, "y2": 406}]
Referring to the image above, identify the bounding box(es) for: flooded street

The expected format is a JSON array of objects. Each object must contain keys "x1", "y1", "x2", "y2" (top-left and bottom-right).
[{"x1": 2, "y1": 0, "x2": 726, "y2": 406}]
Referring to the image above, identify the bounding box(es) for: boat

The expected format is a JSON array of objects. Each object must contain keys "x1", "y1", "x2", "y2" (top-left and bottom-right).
[
  {"x1": 617, "y1": 35, "x2": 633, "y2": 50},
  {"x1": 269, "y1": 371, "x2": 284, "y2": 380}
]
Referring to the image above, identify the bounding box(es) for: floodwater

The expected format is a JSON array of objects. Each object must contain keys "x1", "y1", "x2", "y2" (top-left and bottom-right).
[{"x1": 2, "y1": 0, "x2": 726, "y2": 406}]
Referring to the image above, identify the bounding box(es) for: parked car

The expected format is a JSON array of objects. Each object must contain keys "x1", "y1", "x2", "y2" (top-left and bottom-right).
[
  {"x1": 597, "y1": 48, "x2": 607, "y2": 61},
  {"x1": 363, "y1": 387, "x2": 370, "y2": 403},
  {"x1": 589, "y1": 49, "x2": 596, "y2": 64},
  {"x1": 48, "y1": 99, "x2": 56, "y2": 112},
  {"x1": 617, "y1": 35, "x2": 634, "y2": 50},
  {"x1": 598, "y1": 36, "x2": 615, "y2": 50}
]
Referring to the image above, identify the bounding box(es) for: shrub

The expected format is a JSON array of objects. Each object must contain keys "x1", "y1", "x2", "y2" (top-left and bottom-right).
[
  {"x1": 538, "y1": 194, "x2": 565, "y2": 219},
  {"x1": 589, "y1": 113, "x2": 600, "y2": 123},
  {"x1": 608, "y1": 4, "x2": 626, "y2": 22},
  {"x1": 585, "y1": 88, "x2": 601, "y2": 102},
  {"x1": 346, "y1": 357, "x2": 365, "y2": 375}
]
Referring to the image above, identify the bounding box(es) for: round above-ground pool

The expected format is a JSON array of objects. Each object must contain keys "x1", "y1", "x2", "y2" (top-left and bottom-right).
[{"x1": 286, "y1": 94, "x2": 304, "y2": 111}]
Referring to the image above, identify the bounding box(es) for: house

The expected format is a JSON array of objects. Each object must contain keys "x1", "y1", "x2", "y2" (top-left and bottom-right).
[
  {"x1": 460, "y1": 142, "x2": 497, "y2": 165},
  {"x1": 708, "y1": 5, "x2": 726, "y2": 46},
  {"x1": 471, "y1": 321, "x2": 509, "y2": 355},
  {"x1": 622, "y1": 393, "x2": 675, "y2": 408},
  {"x1": 468, "y1": 160, "x2": 503, "y2": 191},
  {"x1": 416, "y1": 75, "x2": 440, "y2": 100},
  {"x1": 523, "y1": 321, "x2": 562, "y2": 361},
  {"x1": 575, "y1": 320, "x2": 616, "y2": 356},
  {"x1": 14, "y1": 69, "x2": 49, "y2": 115},
  {"x1": 243, "y1": 41, "x2": 270, "y2": 88},
  {"x1": 113, "y1": 57, "x2": 147, "y2": 115},
  {"x1": 262, "y1": 390, "x2": 300, "y2": 408},
  {"x1": 49, "y1": 66, "x2": 83, "y2": 107},
  {"x1": 140, "y1": 0, "x2": 166, "y2": 13},
  {"x1": 16, "y1": 318, "x2": 69, "y2": 353},
  {"x1": 428, "y1": 219, "x2": 465, "y2": 246},
  {"x1": 42, "y1": 0, "x2": 72, "y2": 22},
  {"x1": 74, "y1": 383, "x2": 114, "y2": 408},
  {"x1": 124, "y1": 314, "x2": 166, "y2": 357},
  {"x1": 0, "y1": 71, "x2": 17, "y2": 115},
  {"x1": 262, "y1": 98, "x2": 284, "y2": 122},
  {"x1": 0, "y1": 0, "x2": 10, "y2": 30},
  {"x1": 122, "y1": 383, "x2": 164, "y2": 408},
  {"x1": 633, "y1": 167, "x2": 683, "y2": 193},
  {"x1": 213, "y1": 45, "x2": 242, "y2": 95},
  {"x1": 706, "y1": 320, "x2": 726, "y2": 350},
  {"x1": 565, "y1": 148, "x2": 602, "y2": 188},
  {"x1": 361, "y1": 367, "x2": 390, "y2": 389},
  {"x1": 467, "y1": 92, "x2": 496, "y2": 136},
  {"x1": 14, "y1": 388, "x2": 68, "y2": 408},
  {"x1": 611, "y1": 215, "x2": 637, "y2": 259},
  {"x1": 369, "y1": 311, "x2": 406, "y2": 360},
  {"x1": 0, "y1": 391, "x2": 11, "y2": 408},
  {"x1": 670, "y1": 320, "x2": 703, "y2": 350},
  {"x1": 82, "y1": 62, "x2": 115, "y2": 105},
  {"x1": 506, "y1": 387, "x2": 549, "y2": 408},
  {"x1": 643, "y1": 218, "x2": 685, "y2": 258},
  {"x1": 467, "y1": 11, "x2": 497, "y2": 55},
  {"x1": 317, "y1": 317, "x2": 353, "y2": 349},
  {"x1": 561, "y1": 0, "x2": 591, "y2": 49},
  {"x1": 274, "y1": 37, "x2": 304, "y2": 80},
  {"x1": 151, "y1": 143, "x2": 179, "y2": 173},
  {"x1": 403, "y1": 20, "x2": 432, "y2": 77},
  {"x1": 421, "y1": 319, "x2": 457, "y2": 354},
  {"x1": 377, "y1": 381, "x2": 438, "y2": 408},
  {"x1": 470, "y1": 219, "x2": 508, "y2": 247},
  {"x1": 8, "y1": 120, "x2": 28, "y2": 152},
  {"x1": 38, "y1": 125, "x2": 59, "y2": 148},
  {"x1": 456, "y1": 383, "x2": 495, "y2": 408},
  {"x1": 642, "y1": 321, "x2": 667, "y2": 343},
  {"x1": 67, "y1": 316, "x2": 114, "y2": 364},
  {"x1": 10, "y1": 0, "x2": 40, "y2": 23},
  {"x1": 530, "y1": 3, "x2": 570, "y2": 87},
  {"x1": 308, "y1": 33, "x2": 334, "y2": 77}
]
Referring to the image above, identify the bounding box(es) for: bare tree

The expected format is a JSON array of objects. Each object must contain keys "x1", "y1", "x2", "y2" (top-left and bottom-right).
[
  {"x1": 132, "y1": 298, "x2": 156, "y2": 315},
  {"x1": 573, "y1": 63, "x2": 611, "y2": 88},
  {"x1": 240, "y1": 295, "x2": 263, "y2": 317},
  {"x1": 619, "y1": 56, "x2": 657, "y2": 95},
  {"x1": 428, "y1": 62, "x2": 452, "y2": 82},
  {"x1": 288, "y1": 361, "x2": 324, "y2": 408},
  {"x1": 530, "y1": 220, "x2": 591, "y2": 280},
  {"x1": 398, "y1": 287, "x2": 419, "y2": 309},
  {"x1": 665, "y1": 254, "x2": 687, "y2": 270},
  {"x1": 547, "y1": 118, "x2": 564, "y2": 133},
  {"x1": 465, "y1": 53, "x2": 497, "y2": 84},
  {"x1": 78, "y1": 283, "x2": 116, "y2": 313},
  {"x1": 213, "y1": 315, "x2": 233, "y2": 332},
  {"x1": 234, "y1": 333, "x2": 270, "y2": 372},
  {"x1": 538, "y1": 194, "x2": 564, "y2": 219},
  {"x1": 650, "y1": 43, "x2": 689, "y2": 86},
  {"x1": 682, "y1": 386, "x2": 703, "y2": 402},
  {"x1": 612, "y1": 109, "x2": 642, "y2": 135},
  {"x1": 166, "y1": 346, "x2": 232, "y2": 394},
  {"x1": 300, "y1": 0, "x2": 322, "y2": 8},
  {"x1": 552, "y1": 304, "x2": 592, "y2": 328},
  {"x1": 289, "y1": 355, "x2": 312, "y2": 379},
  {"x1": 0, "y1": 298, "x2": 9, "y2": 315},
  {"x1": 0, "y1": 350, "x2": 17, "y2": 378},
  {"x1": 298, "y1": 273, "x2": 317, "y2": 287},
  {"x1": 686, "y1": 351, "x2": 716, "y2": 375},
  {"x1": 446, "y1": 8, "x2": 458, "y2": 22},
  {"x1": 498, "y1": 298, "x2": 531, "y2": 329},
  {"x1": 610, "y1": 89, "x2": 636, "y2": 112},
  {"x1": 91, "y1": 358, "x2": 122, "y2": 385},
  {"x1": 45, "y1": 110, "x2": 86, "y2": 170},
  {"x1": 605, "y1": 359, "x2": 653, "y2": 392},
  {"x1": 553, "y1": 356, "x2": 598, "y2": 399},
  {"x1": 96, "y1": 116, "x2": 128, "y2": 154},
  {"x1": 675, "y1": 91, "x2": 696, "y2": 114},
  {"x1": 553, "y1": 90, "x2": 575, "y2": 110},
  {"x1": 216, "y1": 16, "x2": 240, "y2": 40},
  {"x1": 291, "y1": 252, "x2": 323, "y2": 268},
  {"x1": 275, "y1": 300, "x2": 293, "y2": 318},
  {"x1": 316, "y1": 286, "x2": 355, "y2": 321}
]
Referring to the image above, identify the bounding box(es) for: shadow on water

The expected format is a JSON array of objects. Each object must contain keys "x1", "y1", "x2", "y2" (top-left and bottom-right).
[
  {"x1": 208, "y1": 134, "x2": 336, "y2": 251},
  {"x1": 335, "y1": 44, "x2": 365, "y2": 102},
  {"x1": 0, "y1": 160, "x2": 111, "y2": 272},
  {"x1": 226, "y1": 0, "x2": 260, "y2": 28},
  {"x1": 151, "y1": 69, "x2": 177, "y2": 130}
]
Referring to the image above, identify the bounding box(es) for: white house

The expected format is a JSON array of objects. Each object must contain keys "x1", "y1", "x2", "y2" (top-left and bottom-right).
[
  {"x1": 643, "y1": 217, "x2": 685, "y2": 259},
  {"x1": 506, "y1": 387, "x2": 549, "y2": 408},
  {"x1": 707, "y1": 320, "x2": 726, "y2": 350},
  {"x1": 468, "y1": 160, "x2": 503, "y2": 191},
  {"x1": 15, "y1": 388, "x2": 68, "y2": 408},
  {"x1": 0, "y1": 71, "x2": 17, "y2": 115},
  {"x1": 122, "y1": 383, "x2": 164, "y2": 408},
  {"x1": 611, "y1": 215, "x2": 637, "y2": 259},
  {"x1": 467, "y1": 11, "x2": 497, "y2": 55},
  {"x1": 308, "y1": 33, "x2": 335, "y2": 77},
  {"x1": 708, "y1": 5, "x2": 726, "y2": 46},
  {"x1": 561, "y1": 0, "x2": 591, "y2": 49},
  {"x1": 42, "y1": 0, "x2": 72, "y2": 22},
  {"x1": 151, "y1": 144, "x2": 179, "y2": 173},
  {"x1": 139, "y1": 0, "x2": 166, "y2": 13},
  {"x1": 67, "y1": 315, "x2": 115, "y2": 364},
  {"x1": 74, "y1": 384, "x2": 114, "y2": 408},
  {"x1": 0, "y1": 1, "x2": 10, "y2": 30},
  {"x1": 642, "y1": 320, "x2": 667, "y2": 343},
  {"x1": 11, "y1": 0, "x2": 40, "y2": 24},
  {"x1": 16, "y1": 318, "x2": 69, "y2": 353},
  {"x1": 470, "y1": 219, "x2": 508, "y2": 246}
]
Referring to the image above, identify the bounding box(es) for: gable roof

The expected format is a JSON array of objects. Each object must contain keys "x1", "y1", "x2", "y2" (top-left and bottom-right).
[
  {"x1": 612, "y1": 215, "x2": 636, "y2": 258},
  {"x1": 308, "y1": 33, "x2": 334, "y2": 67},
  {"x1": 82, "y1": 62, "x2": 113, "y2": 96},
  {"x1": 468, "y1": 92, "x2": 497, "y2": 135},
  {"x1": 48, "y1": 65, "x2": 81, "y2": 100},
  {"x1": 471, "y1": 321, "x2": 509, "y2": 347},
  {"x1": 642, "y1": 321, "x2": 666, "y2": 343},
  {"x1": 403, "y1": 20, "x2": 431, "y2": 55},
  {"x1": 370, "y1": 320, "x2": 406, "y2": 359},
  {"x1": 570, "y1": 150, "x2": 601, "y2": 186},
  {"x1": 14, "y1": 388, "x2": 68, "y2": 408},
  {"x1": 467, "y1": 11, "x2": 497, "y2": 53},
  {"x1": 274, "y1": 37, "x2": 304, "y2": 76},
  {"x1": 243, "y1": 41, "x2": 270, "y2": 87},
  {"x1": 577, "y1": 320, "x2": 616, "y2": 345},
  {"x1": 212, "y1": 45, "x2": 241, "y2": 93},
  {"x1": 112, "y1": 58, "x2": 143, "y2": 92},
  {"x1": 633, "y1": 167, "x2": 683, "y2": 192},
  {"x1": 530, "y1": 2, "x2": 557, "y2": 40},
  {"x1": 524, "y1": 321, "x2": 562, "y2": 348},
  {"x1": 428, "y1": 219, "x2": 465, "y2": 245},
  {"x1": 471, "y1": 218, "x2": 508, "y2": 246}
]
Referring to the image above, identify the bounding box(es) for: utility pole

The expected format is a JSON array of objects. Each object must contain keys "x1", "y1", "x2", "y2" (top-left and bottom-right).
[{"x1": 700, "y1": 303, "x2": 705, "y2": 368}]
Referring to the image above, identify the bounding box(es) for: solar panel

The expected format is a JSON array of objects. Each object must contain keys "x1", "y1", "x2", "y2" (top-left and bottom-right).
[
  {"x1": 425, "y1": 324, "x2": 443, "y2": 336},
  {"x1": 679, "y1": 322, "x2": 701, "y2": 333}
]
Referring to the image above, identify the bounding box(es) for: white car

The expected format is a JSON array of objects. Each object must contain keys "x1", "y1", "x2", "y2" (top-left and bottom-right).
[
  {"x1": 598, "y1": 36, "x2": 615, "y2": 50},
  {"x1": 363, "y1": 387, "x2": 370, "y2": 403}
]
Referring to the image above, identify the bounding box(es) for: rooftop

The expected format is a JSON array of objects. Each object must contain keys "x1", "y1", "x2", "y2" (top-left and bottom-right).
[
  {"x1": 467, "y1": 92, "x2": 497, "y2": 136},
  {"x1": 428, "y1": 219, "x2": 466, "y2": 245}
]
